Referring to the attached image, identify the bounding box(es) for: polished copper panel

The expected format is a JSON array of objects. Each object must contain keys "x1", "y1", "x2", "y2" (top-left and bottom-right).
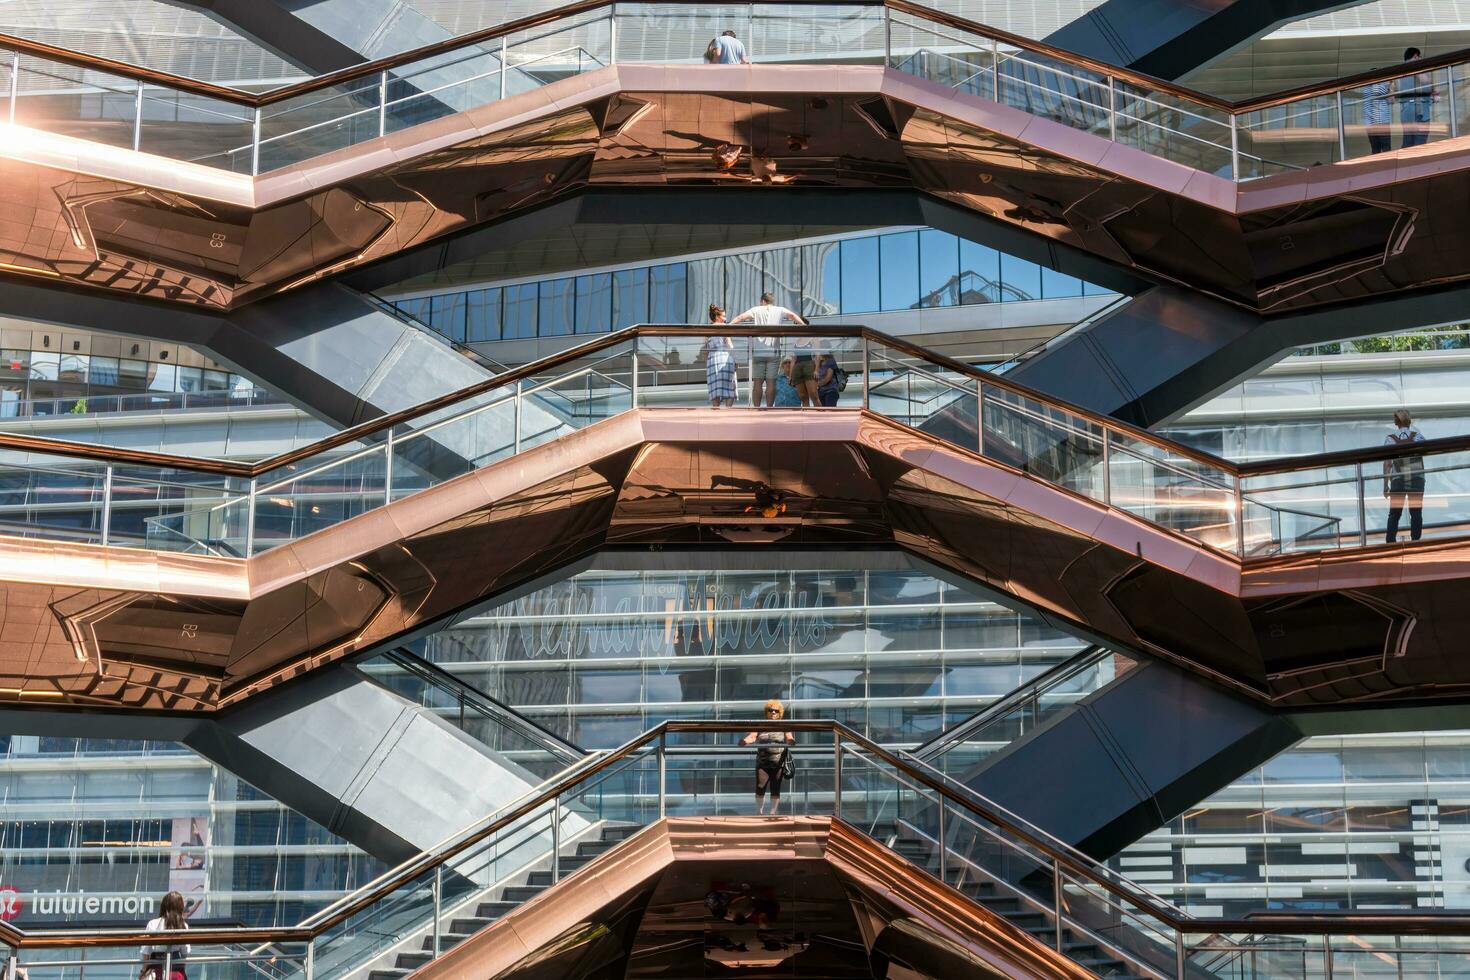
[
  {"x1": 0, "y1": 65, "x2": 1467, "y2": 313},
  {"x1": 3, "y1": 408, "x2": 1470, "y2": 713},
  {"x1": 414, "y1": 816, "x2": 1089, "y2": 980}
]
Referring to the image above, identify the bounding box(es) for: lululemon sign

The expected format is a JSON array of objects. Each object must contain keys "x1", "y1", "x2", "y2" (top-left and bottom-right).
[{"x1": 0, "y1": 886, "x2": 21, "y2": 921}]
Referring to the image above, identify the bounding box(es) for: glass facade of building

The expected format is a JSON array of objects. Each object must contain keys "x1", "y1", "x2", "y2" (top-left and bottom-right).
[
  {"x1": 388, "y1": 228, "x2": 1112, "y2": 344},
  {"x1": 425, "y1": 564, "x2": 1091, "y2": 749},
  {"x1": 0, "y1": 737, "x2": 384, "y2": 929}
]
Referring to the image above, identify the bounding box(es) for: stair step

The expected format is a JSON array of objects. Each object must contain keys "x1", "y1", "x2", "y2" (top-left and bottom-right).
[
  {"x1": 367, "y1": 970, "x2": 411, "y2": 980},
  {"x1": 475, "y1": 901, "x2": 519, "y2": 917},
  {"x1": 500, "y1": 886, "x2": 545, "y2": 902}
]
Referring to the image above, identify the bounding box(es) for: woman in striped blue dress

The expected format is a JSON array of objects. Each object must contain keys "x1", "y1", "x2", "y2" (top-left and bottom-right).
[{"x1": 701, "y1": 305, "x2": 737, "y2": 407}]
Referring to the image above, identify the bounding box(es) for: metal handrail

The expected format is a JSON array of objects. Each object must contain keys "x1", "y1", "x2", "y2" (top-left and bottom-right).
[
  {"x1": 908, "y1": 645, "x2": 1109, "y2": 760},
  {"x1": 371, "y1": 648, "x2": 586, "y2": 762},
  {"x1": 0, "y1": 0, "x2": 1461, "y2": 120},
  {"x1": 0, "y1": 324, "x2": 1457, "y2": 560},
  {"x1": 7, "y1": 719, "x2": 1470, "y2": 964}
]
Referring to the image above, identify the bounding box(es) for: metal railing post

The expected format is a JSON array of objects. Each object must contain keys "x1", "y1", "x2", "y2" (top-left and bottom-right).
[
  {"x1": 860, "y1": 335, "x2": 870, "y2": 409},
  {"x1": 1356, "y1": 462, "x2": 1368, "y2": 547},
  {"x1": 1336, "y1": 90, "x2": 1347, "y2": 161},
  {"x1": 657, "y1": 731, "x2": 667, "y2": 818},
  {"x1": 164, "y1": 951, "x2": 172, "y2": 980},
  {"x1": 500, "y1": 36, "x2": 509, "y2": 100},
  {"x1": 383, "y1": 428, "x2": 395, "y2": 505},
  {"x1": 1323, "y1": 935, "x2": 1333, "y2": 980},
  {"x1": 250, "y1": 106, "x2": 261, "y2": 176},
  {"x1": 630, "y1": 343, "x2": 641, "y2": 408},
  {"x1": 550, "y1": 806, "x2": 561, "y2": 882},
  {"x1": 975, "y1": 382, "x2": 984, "y2": 457},
  {"x1": 1174, "y1": 932, "x2": 1186, "y2": 979},
  {"x1": 431, "y1": 865, "x2": 442, "y2": 956},
  {"x1": 1235, "y1": 476, "x2": 1246, "y2": 557},
  {"x1": 513, "y1": 383, "x2": 522, "y2": 454},
  {"x1": 6, "y1": 947, "x2": 17, "y2": 980},
  {"x1": 378, "y1": 70, "x2": 388, "y2": 138},
  {"x1": 9, "y1": 51, "x2": 18, "y2": 124},
  {"x1": 244, "y1": 477, "x2": 257, "y2": 555},
  {"x1": 883, "y1": 6, "x2": 892, "y2": 66},
  {"x1": 132, "y1": 79, "x2": 144, "y2": 151},
  {"x1": 991, "y1": 38, "x2": 1000, "y2": 101},
  {"x1": 305, "y1": 938, "x2": 315, "y2": 980},
  {"x1": 1052, "y1": 859, "x2": 1065, "y2": 953},
  {"x1": 100, "y1": 463, "x2": 113, "y2": 546},
  {"x1": 608, "y1": 8, "x2": 618, "y2": 66},
  {"x1": 936, "y1": 800, "x2": 947, "y2": 882},
  {"x1": 1229, "y1": 113, "x2": 1240, "y2": 180},
  {"x1": 1449, "y1": 66, "x2": 1459, "y2": 138},
  {"x1": 832, "y1": 733, "x2": 842, "y2": 816},
  {"x1": 1101, "y1": 428, "x2": 1111, "y2": 505},
  {"x1": 1107, "y1": 76, "x2": 1116, "y2": 141}
]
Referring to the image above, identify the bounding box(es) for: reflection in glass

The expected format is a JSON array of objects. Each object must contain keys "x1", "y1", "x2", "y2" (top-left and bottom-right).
[
  {"x1": 466, "y1": 288, "x2": 502, "y2": 342},
  {"x1": 807, "y1": 241, "x2": 842, "y2": 318},
  {"x1": 764, "y1": 246, "x2": 802, "y2": 313},
  {"x1": 879, "y1": 231, "x2": 919, "y2": 311},
  {"x1": 431, "y1": 293, "x2": 468, "y2": 343},
  {"x1": 918, "y1": 229, "x2": 960, "y2": 307},
  {"x1": 960, "y1": 239, "x2": 1001, "y2": 303},
  {"x1": 1000, "y1": 252, "x2": 1041, "y2": 301},
  {"x1": 840, "y1": 237, "x2": 879, "y2": 313},
  {"x1": 576, "y1": 274, "x2": 612, "y2": 333},
  {"x1": 503, "y1": 283, "x2": 538, "y2": 339},
  {"x1": 650, "y1": 263, "x2": 688, "y2": 323},
  {"x1": 613, "y1": 268, "x2": 649, "y2": 328},
  {"x1": 538, "y1": 278, "x2": 575, "y2": 336}
]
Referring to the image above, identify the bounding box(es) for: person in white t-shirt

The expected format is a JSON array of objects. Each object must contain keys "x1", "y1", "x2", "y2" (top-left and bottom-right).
[
  {"x1": 731, "y1": 293, "x2": 807, "y2": 408},
  {"x1": 140, "y1": 891, "x2": 191, "y2": 980}
]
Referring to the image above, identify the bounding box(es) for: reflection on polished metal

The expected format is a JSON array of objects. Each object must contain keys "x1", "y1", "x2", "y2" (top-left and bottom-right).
[
  {"x1": 4, "y1": 325, "x2": 1470, "y2": 714},
  {"x1": 0, "y1": 6, "x2": 1466, "y2": 314},
  {"x1": 409, "y1": 816, "x2": 1088, "y2": 980}
]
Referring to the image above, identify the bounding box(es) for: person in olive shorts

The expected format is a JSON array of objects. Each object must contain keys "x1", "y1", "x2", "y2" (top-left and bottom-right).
[
  {"x1": 731, "y1": 293, "x2": 807, "y2": 408},
  {"x1": 742, "y1": 698, "x2": 795, "y2": 814}
]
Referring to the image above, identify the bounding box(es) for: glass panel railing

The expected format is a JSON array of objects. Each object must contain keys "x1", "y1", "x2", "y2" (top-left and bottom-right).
[
  {"x1": 979, "y1": 382, "x2": 1106, "y2": 500},
  {"x1": 634, "y1": 332, "x2": 861, "y2": 411},
  {"x1": 0, "y1": 3, "x2": 1464, "y2": 181},
  {"x1": 360, "y1": 649, "x2": 586, "y2": 779},
  {"x1": 14, "y1": 942, "x2": 311, "y2": 980},
  {"x1": 867, "y1": 340, "x2": 979, "y2": 451},
  {"x1": 912, "y1": 647, "x2": 1135, "y2": 777}
]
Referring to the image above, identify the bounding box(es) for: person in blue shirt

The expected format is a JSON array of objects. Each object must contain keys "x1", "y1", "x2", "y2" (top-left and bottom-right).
[
  {"x1": 710, "y1": 30, "x2": 749, "y2": 65},
  {"x1": 772, "y1": 357, "x2": 801, "y2": 407}
]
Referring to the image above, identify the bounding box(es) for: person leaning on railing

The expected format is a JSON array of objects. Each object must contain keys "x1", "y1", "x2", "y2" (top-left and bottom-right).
[
  {"x1": 139, "y1": 891, "x2": 190, "y2": 980},
  {"x1": 742, "y1": 699, "x2": 795, "y2": 815}
]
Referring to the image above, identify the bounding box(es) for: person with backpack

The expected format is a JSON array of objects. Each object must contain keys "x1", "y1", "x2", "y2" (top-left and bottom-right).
[
  {"x1": 815, "y1": 353, "x2": 843, "y2": 407},
  {"x1": 1383, "y1": 409, "x2": 1426, "y2": 543},
  {"x1": 705, "y1": 30, "x2": 749, "y2": 65}
]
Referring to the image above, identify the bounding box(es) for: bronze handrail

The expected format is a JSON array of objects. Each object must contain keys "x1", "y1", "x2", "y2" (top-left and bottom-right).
[
  {"x1": 0, "y1": 322, "x2": 1455, "y2": 500},
  {"x1": 6, "y1": 719, "x2": 1470, "y2": 954},
  {"x1": 0, "y1": 0, "x2": 1460, "y2": 117}
]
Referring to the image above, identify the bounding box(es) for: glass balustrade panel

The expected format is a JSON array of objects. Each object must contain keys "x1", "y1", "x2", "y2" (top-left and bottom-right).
[
  {"x1": 1236, "y1": 94, "x2": 1339, "y2": 178},
  {"x1": 137, "y1": 87, "x2": 256, "y2": 172},
  {"x1": 383, "y1": 47, "x2": 504, "y2": 135},
  {"x1": 16, "y1": 942, "x2": 311, "y2": 980},
  {"x1": 1104, "y1": 431, "x2": 1238, "y2": 551},
  {"x1": 996, "y1": 46, "x2": 1110, "y2": 138},
  {"x1": 867, "y1": 342, "x2": 978, "y2": 450},
  {"x1": 1337, "y1": 71, "x2": 1453, "y2": 161},
  {"x1": 13, "y1": 55, "x2": 137, "y2": 148},
  {"x1": 502, "y1": 12, "x2": 613, "y2": 99},
  {"x1": 519, "y1": 353, "x2": 635, "y2": 451},
  {"x1": 256, "y1": 77, "x2": 383, "y2": 173},
  {"x1": 886, "y1": 12, "x2": 997, "y2": 100},
  {"x1": 106, "y1": 465, "x2": 249, "y2": 555},
  {"x1": 249, "y1": 444, "x2": 388, "y2": 554},
  {"x1": 387, "y1": 393, "x2": 517, "y2": 502},
  {"x1": 980, "y1": 383, "x2": 1106, "y2": 499},
  {"x1": 0, "y1": 452, "x2": 110, "y2": 545},
  {"x1": 747, "y1": 5, "x2": 884, "y2": 65},
  {"x1": 1238, "y1": 464, "x2": 1362, "y2": 555},
  {"x1": 1114, "y1": 82, "x2": 1234, "y2": 177}
]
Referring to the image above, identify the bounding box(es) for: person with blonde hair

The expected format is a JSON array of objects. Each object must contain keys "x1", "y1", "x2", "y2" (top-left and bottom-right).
[
  {"x1": 1384, "y1": 409, "x2": 1426, "y2": 543},
  {"x1": 742, "y1": 698, "x2": 795, "y2": 815}
]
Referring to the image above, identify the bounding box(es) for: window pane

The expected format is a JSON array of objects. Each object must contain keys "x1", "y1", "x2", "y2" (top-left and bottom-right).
[
  {"x1": 918, "y1": 229, "x2": 959, "y2": 308},
  {"x1": 960, "y1": 240, "x2": 1000, "y2": 303},
  {"x1": 999, "y1": 253, "x2": 1041, "y2": 301},
  {"x1": 726, "y1": 254, "x2": 762, "y2": 317},
  {"x1": 840, "y1": 237, "x2": 879, "y2": 313},
  {"x1": 503, "y1": 283, "x2": 538, "y2": 339},
  {"x1": 879, "y1": 231, "x2": 919, "y2": 311},
  {"x1": 576, "y1": 274, "x2": 612, "y2": 333},
  {"x1": 538, "y1": 278, "x2": 575, "y2": 337},
  {"x1": 431, "y1": 293, "x2": 468, "y2": 342},
  {"x1": 612, "y1": 268, "x2": 648, "y2": 328},
  {"x1": 466, "y1": 288, "x2": 501, "y2": 342},
  {"x1": 396, "y1": 297, "x2": 433, "y2": 325},
  {"x1": 1041, "y1": 266, "x2": 1083, "y2": 299},
  {"x1": 650, "y1": 263, "x2": 687, "y2": 323},
  {"x1": 763, "y1": 246, "x2": 801, "y2": 313},
  {"x1": 117, "y1": 359, "x2": 148, "y2": 390},
  {"x1": 686, "y1": 258, "x2": 724, "y2": 323},
  {"x1": 88, "y1": 357, "x2": 119, "y2": 386},
  {"x1": 806, "y1": 241, "x2": 841, "y2": 318}
]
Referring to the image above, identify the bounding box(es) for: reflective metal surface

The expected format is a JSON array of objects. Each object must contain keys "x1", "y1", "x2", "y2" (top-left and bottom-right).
[
  {"x1": 2, "y1": 406, "x2": 1470, "y2": 714},
  {"x1": 412, "y1": 816, "x2": 1089, "y2": 980},
  {"x1": 0, "y1": 63, "x2": 1465, "y2": 313}
]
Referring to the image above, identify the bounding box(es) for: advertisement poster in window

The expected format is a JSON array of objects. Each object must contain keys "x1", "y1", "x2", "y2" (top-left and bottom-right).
[{"x1": 169, "y1": 816, "x2": 208, "y2": 915}]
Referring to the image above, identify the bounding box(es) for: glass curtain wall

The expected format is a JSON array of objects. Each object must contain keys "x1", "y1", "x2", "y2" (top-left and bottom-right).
[
  {"x1": 0, "y1": 737, "x2": 385, "y2": 929},
  {"x1": 389, "y1": 228, "x2": 1111, "y2": 343},
  {"x1": 423, "y1": 565, "x2": 1093, "y2": 749}
]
